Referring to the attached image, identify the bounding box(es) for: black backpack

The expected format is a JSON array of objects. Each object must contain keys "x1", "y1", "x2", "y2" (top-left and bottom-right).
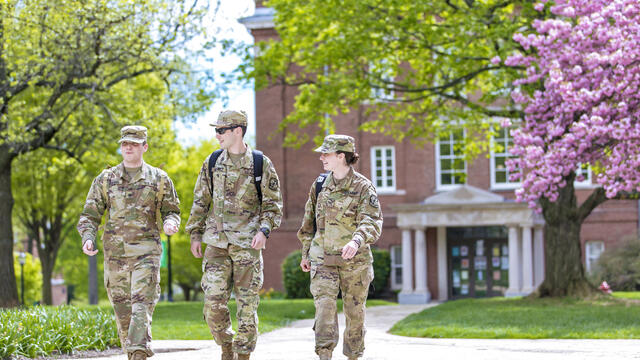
[
  {"x1": 313, "y1": 173, "x2": 328, "y2": 234},
  {"x1": 208, "y1": 149, "x2": 264, "y2": 202}
]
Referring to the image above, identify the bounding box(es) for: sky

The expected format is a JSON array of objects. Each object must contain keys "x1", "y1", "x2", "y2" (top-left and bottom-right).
[{"x1": 173, "y1": 0, "x2": 257, "y2": 147}]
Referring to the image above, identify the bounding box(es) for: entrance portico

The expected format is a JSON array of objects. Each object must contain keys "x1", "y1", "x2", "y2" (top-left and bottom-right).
[{"x1": 391, "y1": 185, "x2": 545, "y2": 304}]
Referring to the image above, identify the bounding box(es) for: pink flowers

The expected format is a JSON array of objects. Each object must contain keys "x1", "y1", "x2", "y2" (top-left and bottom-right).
[{"x1": 506, "y1": 0, "x2": 640, "y2": 209}]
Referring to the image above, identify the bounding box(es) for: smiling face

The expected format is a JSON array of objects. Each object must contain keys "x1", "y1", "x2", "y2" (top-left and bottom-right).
[
  {"x1": 319, "y1": 152, "x2": 346, "y2": 172},
  {"x1": 120, "y1": 141, "x2": 147, "y2": 164},
  {"x1": 215, "y1": 126, "x2": 242, "y2": 150}
]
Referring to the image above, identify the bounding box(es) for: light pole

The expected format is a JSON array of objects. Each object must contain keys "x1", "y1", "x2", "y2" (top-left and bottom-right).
[
  {"x1": 18, "y1": 252, "x2": 26, "y2": 306},
  {"x1": 167, "y1": 235, "x2": 173, "y2": 302}
]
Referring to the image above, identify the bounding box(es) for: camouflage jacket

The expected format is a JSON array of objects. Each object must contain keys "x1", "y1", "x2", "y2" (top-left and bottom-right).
[
  {"x1": 77, "y1": 161, "x2": 181, "y2": 258},
  {"x1": 185, "y1": 144, "x2": 283, "y2": 248},
  {"x1": 297, "y1": 167, "x2": 383, "y2": 264}
]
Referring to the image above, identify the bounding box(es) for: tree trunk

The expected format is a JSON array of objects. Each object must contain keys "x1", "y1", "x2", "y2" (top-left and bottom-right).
[
  {"x1": 0, "y1": 151, "x2": 19, "y2": 307},
  {"x1": 178, "y1": 284, "x2": 191, "y2": 301},
  {"x1": 41, "y1": 254, "x2": 53, "y2": 305},
  {"x1": 537, "y1": 178, "x2": 601, "y2": 297}
]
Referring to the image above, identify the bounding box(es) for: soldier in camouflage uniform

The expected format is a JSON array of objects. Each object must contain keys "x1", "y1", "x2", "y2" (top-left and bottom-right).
[
  {"x1": 186, "y1": 110, "x2": 283, "y2": 360},
  {"x1": 77, "y1": 126, "x2": 181, "y2": 360},
  {"x1": 298, "y1": 135, "x2": 383, "y2": 360}
]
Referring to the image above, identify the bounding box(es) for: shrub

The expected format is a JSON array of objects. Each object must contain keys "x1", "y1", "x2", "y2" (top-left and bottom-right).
[
  {"x1": 370, "y1": 247, "x2": 391, "y2": 298},
  {"x1": 0, "y1": 306, "x2": 118, "y2": 358},
  {"x1": 282, "y1": 248, "x2": 392, "y2": 299},
  {"x1": 282, "y1": 250, "x2": 312, "y2": 298},
  {"x1": 592, "y1": 238, "x2": 640, "y2": 291}
]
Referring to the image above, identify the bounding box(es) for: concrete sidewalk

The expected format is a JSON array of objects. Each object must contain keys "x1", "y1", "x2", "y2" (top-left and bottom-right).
[{"x1": 86, "y1": 303, "x2": 640, "y2": 360}]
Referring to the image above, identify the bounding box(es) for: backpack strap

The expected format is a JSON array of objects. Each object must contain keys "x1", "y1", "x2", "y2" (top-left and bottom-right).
[
  {"x1": 207, "y1": 149, "x2": 264, "y2": 203},
  {"x1": 208, "y1": 149, "x2": 224, "y2": 197},
  {"x1": 312, "y1": 173, "x2": 329, "y2": 234},
  {"x1": 252, "y1": 150, "x2": 264, "y2": 203},
  {"x1": 155, "y1": 174, "x2": 166, "y2": 232}
]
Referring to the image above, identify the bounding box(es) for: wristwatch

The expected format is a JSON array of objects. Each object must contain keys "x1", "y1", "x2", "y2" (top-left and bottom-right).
[{"x1": 260, "y1": 227, "x2": 271, "y2": 238}]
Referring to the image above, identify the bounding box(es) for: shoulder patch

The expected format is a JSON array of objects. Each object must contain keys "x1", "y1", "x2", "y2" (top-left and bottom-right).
[
  {"x1": 269, "y1": 177, "x2": 279, "y2": 191},
  {"x1": 369, "y1": 194, "x2": 379, "y2": 207}
]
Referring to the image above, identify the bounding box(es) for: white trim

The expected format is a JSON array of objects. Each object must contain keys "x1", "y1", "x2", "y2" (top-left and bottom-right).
[
  {"x1": 238, "y1": 7, "x2": 275, "y2": 30},
  {"x1": 585, "y1": 241, "x2": 604, "y2": 274},
  {"x1": 574, "y1": 165, "x2": 594, "y2": 188},
  {"x1": 370, "y1": 146, "x2": 397, "y2": 192},
  {"x1": 490, "y1": 127, "x2": 521, "y2": 190},
  {"x1": 435, "y1": 130, "x2": 467, "y2": 191},
  {"x1": 390, "y1": 245, "x2": 403, "y2": 290}
]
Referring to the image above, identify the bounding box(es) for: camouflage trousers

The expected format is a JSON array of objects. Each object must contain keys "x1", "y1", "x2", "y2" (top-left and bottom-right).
[
  {"x1": 201, "y1": 244, "x2": 263, "y2": 355},
  {"x1": 310, "y1": 260, "x2": 373, "y2": 358},
  {"x1": 104, "y1": 254, "x2": 160, "y2": 357}
]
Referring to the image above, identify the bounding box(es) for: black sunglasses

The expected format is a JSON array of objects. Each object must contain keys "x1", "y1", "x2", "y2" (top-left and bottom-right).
[{"x1": 215, "y1": 125, "x2": 240, "y2": 135}]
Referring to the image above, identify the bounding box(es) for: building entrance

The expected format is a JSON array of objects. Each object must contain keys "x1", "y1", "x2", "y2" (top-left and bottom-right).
[{"x1": 447, "y1": 227, "x2": 509, "y2": 299}]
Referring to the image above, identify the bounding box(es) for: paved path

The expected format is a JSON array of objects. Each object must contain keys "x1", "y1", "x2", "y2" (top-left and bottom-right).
[{"x1": 88, "y1": 303, "x2": 640, "y2": 360}]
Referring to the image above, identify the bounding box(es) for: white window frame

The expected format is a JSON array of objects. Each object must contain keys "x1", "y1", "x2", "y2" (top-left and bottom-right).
[
  {"x1": 574, "y1": 164, "x2": 594, "y2": 188},
  {"x1": 390, "y1": 245, "x2": 402, "y2": 290},
  {"x1": 369, "y1": 59, "x2": 395, "y2": 102},
  {"x1": 370, "y1": 146, "x2": 396, "y2": 193},
  {"x1": 490, "y1": 127, "x2": 522, "y2": 190},
  {"x1": 585, "y1": 241, "x2": 605, "y2": 274},
  {"x1": 435, "y1": 130, "x2": 467, "y2": 191}
]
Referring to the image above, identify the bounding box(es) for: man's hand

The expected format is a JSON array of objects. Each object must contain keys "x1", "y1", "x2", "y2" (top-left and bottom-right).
[
  {"x1": 82, "y1": 240, "x2": 99, "y2": 256},
  {"x1": 191, "y1": 240, "x2": 203, "y2": 258},
  {"x1": 300, "y1": 258, "x2": 311, "y2": 272},
  {"x1": 251, "y1": 231, "x2": 267, "y2": 250},
  {"x1": 341, "y1": 240, "x2": 359, "y2": 260},
  {"x1": 163, "y1": 221, "x2": 179, "y2": 236}
]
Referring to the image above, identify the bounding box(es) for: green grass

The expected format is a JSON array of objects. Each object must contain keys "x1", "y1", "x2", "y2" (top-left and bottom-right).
[
  {"x1": 390, "y1": 295, "x2": 640, "y2": 339},
  {"x1": 612, "y1": 291, "x2": 640, "y2": 299},
  {"x1": 153, "y1": 299, "x2": 393, "y2": 340}
]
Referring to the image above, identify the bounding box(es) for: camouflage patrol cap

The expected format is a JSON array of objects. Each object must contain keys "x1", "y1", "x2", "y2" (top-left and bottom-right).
[
  {"x1": 314, "y1": 134, "x2": 356, "y2": 153},
  {"x1": 119, "y1": 125, "x2": 147, "y2": 144},
  {"x1": 210, "y1": 110, "x2": 248, "y2": 127}
]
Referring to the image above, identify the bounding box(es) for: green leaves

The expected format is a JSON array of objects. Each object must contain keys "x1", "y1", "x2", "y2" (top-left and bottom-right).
[{"x1": 243, "y1": 0, "x2": 536, "y2": 155}]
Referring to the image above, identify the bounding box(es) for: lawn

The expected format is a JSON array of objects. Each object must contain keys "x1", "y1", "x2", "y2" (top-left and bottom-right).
[
  {"x1": 390, "y1": 294, "x2": 640, "y2": 339},
  {"x1": 153, "y1": 299, "x2": 393, "y2": 340}
]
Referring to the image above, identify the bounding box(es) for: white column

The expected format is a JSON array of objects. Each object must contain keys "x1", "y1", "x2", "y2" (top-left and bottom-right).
[
  {"x1": 437, "y1": 226, "x2": 448, "y2": 301},
  {"x1": 400, "y1": 229, "x2": 413, "y2": 294},
  {"x1": 505, "y1": 225, "x2": 522, "y2": 297},
  {"x1": 521, "y1": 225, "x2": 534, "y2": 294},
  {"x1": 414, "y1": 228, "x2": 430, "y2": 301},
  {"x1": 533, "y1": 226, "x2": 545, "y2": 288}
]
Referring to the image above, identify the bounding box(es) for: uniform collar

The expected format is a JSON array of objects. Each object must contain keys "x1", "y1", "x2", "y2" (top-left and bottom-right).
[
  {"x1": 116, "y1": 161, "x2": 148, "y2": 182},
  {"x1": 220, "y1": 143, "x2": 253, "y2": 169},
  {"x1": 326, "y1": 166, "x2": 355, "y2": 191}
]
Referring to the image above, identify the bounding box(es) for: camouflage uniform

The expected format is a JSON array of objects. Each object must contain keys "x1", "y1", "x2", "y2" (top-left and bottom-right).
[
  {"x1": 77, "y1": 126, "x2": 181, "y2": 358},
  {"x1": 186, "y1": 110, "x2": 283, "y2": 356},
  {"x1": 297, "y1": 135, "x2": 382, "y2": 359}
]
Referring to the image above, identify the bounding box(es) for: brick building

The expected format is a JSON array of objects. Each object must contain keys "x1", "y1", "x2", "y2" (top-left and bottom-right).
[{"x1": 240, "y1": 4, "x2": 638, "y2": 303}]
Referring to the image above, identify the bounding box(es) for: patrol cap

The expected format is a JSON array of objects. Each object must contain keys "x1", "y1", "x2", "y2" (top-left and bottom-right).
[
  {"x1": 119, "y1": 125, "x2": 147, "y2": 144},
  {"x1": 210, "y1": 110, "x2": 248, "y2": 128},
  {"x1": 314, "y1": 134, "x2": 356, "y2": 153}
]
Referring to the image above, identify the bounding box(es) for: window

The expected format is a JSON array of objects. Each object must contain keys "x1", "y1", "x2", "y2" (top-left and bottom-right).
[
  {"x1": 369, "y1": 59, "x2": 395, "y2": 101},
  {"x1": 390, "y1": 245, "x2": 402, "y2": 290},
  {"x1": 585, "y1": 241, "x2": 604, "y2": 274},
  {"x1": 575, "y1": 163, "x2": 592, "y2": 187},
  {"x1": 436, "y1": 130, "x2": 466, "y2": 189},
  {"x1": 491, "y1": 127, "x2": 521, "y2": 189},
  {"x1": 371, "y1": 146, "x2": 396, "y2": 192}
]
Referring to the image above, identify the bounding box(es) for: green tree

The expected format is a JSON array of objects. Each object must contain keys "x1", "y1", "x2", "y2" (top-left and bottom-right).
[
  {"x1": 241, "y1": 0, "x2": 608, "y2": 297},
  {"x1": 0, "y1": 0, "x2": 212, "y2": 307},
  {"x1": 13, "y1": 252, "x2": 42, "y2": 305}
]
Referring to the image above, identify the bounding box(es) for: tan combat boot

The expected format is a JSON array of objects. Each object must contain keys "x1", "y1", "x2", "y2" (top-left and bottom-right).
[
  {"x1": 221, "y1": 343, "x2": 234, "y2": 360},
  {"x1": 318, "y1": 349, "x2": 332, "y2": 360},
  {"x1": 130, "y1": 351, "x2": 147, "y2": 360},
  {"x1": 236, "y1": 353, "x2": 250, "y2": 360}
]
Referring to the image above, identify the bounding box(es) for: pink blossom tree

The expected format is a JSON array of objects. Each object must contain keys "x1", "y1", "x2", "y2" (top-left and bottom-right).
[{"x1": 506, "y1": 0, "x2": 640, "y2": 296}]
